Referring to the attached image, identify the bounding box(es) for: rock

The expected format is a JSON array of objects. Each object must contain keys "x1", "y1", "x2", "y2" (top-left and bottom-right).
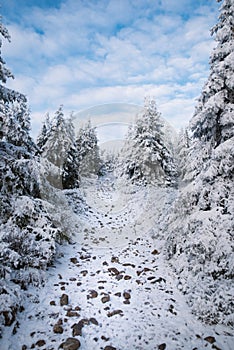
[
  {"x1": 108, "y1": 267, "x2": 120, "y2": 275},
  {"x1": 72, "y1": 318, "x2": 90, "y2": 336},
  {"x1": 66, "y1": 310, "x2": 79, "y2": 317},
  {"x1": 104, "y1": 346, "x2": 116, "y2": 350},
  {"x1": 143, "y1": 267, "x2": 152, "y2": 272},
  {"x1": 80, "y1": 318, "x2": 90, "y2": 325},
  {"x1": 72, "y1": 323, "x2": 82, "y2": 337},
  {"x1": 123, "y1": 291, "x2": 131, "y2": 299},
  {"x1": 70, "y1": 257, "x2": 78, "y2": 264},
  {"x1": 114, "y1": 292, "x2": 121, "y2": 297},
  {"x1": 35, "y1": 340, "x2": 46, "y2": 347},
  {"x1": 151, "y1": 249, "x2": 160, "y2": 255},
  {"x1": 204, "y1": 336, "x2": 216, "y2": 344},
  {"x1": 123, "y1": 299, "x2": 130, "y2": 305},
  {"x1": 57, "y1": 318, "x2": 63, "y2": 325},
  {"x1": 101, "y1": 295, "x2": 110, "y2": 303},
  {"x1": 111, "y1": 256, "x2": 119, "y2": 263},
  {"x1": 87, "y1": 290, "x2": 98, "y2": 299},
  {"x1": 124, "y1": 275, "x2": 131, "y2": 280},
  {"x1": 80, "y1": 254, "x2": 91, "y2": 260},
  {"x1": 122, "y1": 263, "x2": 136, "y2": 268},
  {"x1": 107, "y1": 309, "x2": 123, "y2": 317},
  {"x1": 60, "y1": 337, "x2": 80, "y2": 350},
  {"x1": 158, "y1": 344, "x2": 166, "y2": 350},
  {"x1": 50, "y1": 300, "x2": 56, "y2": 306},
  {"x1": 53, "y1": 324, "x2": 64, "y2": 334},
  {"x1": 81, "y1": 270, "x2": 88, "y2": 276},
  {"x1": 101, "y1": 335, "x2": 110, "y2": 341},
  {"x1": 168, "y1": 304, "x2": 177, "y2": 315},
  {"x1": 90, "y1": 317, "x2": 99, "y2": 325},
  {"x1": 60, "y1": 294, "x2": 69, "y2": 306},
  {"x1": 147, "y1": 276, "x2": 156, "y2": 281}
]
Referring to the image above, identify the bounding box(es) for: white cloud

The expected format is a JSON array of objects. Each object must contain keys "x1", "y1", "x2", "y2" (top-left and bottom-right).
[{"x1": 2, "y1": 0, "x2": 220, "y2": 140}]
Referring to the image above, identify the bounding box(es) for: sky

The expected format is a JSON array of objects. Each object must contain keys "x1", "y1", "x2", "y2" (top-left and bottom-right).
[{"x1": 1, "y1": 0, "x2": 220, "y2": 140}]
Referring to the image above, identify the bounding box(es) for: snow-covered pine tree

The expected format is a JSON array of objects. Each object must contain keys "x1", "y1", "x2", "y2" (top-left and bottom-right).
[
  {"x1": 0, "y1": 18, "x2": 26, "y2": 140},
  {"x1": 5, "y1": 101, "x2": 36, "y2": 153},
  {"x1": 76, "y1": 120, "x2": 102, "y2": 177},
  {"x1": 0, "y1": 18, "x2": 62, "y2": 331},
  {"x1": 39, "y1": 107, "x2": 80, "y2": 189},
  {"x1": 36, "y1": 112, "x2": 51, "y2": 153},
  {"x1": 62, "y1": 142, "x2": 80, "y2": 189},
  {"x1": 61, "y1": 112, "x2": 80, "y2": 189},
  {"x1": 0, "y1": 17, "x2": 14, "y2": 103},
  {"x1": 119, "y1": 97, "x2": 176, "y2": 186},
  {"x1": 165, "y1": 0, "x2": 234, "y2": 326},
  {"x1": 176, "y1": 127, "x2": 190, "y2": 182},
  {"x1": 42, "y1": 105, "x2": 71, "y2": 169}
]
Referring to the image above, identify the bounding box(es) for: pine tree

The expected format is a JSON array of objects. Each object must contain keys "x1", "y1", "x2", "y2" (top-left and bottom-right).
[
  {"x1": 189, "y1": 0, "x2": 234, "y2": 154},
  {"x1": 119, "y1": 97, "x2": 176, "y2": 186},
  {"x1": 0, "y1": 17, "x2": 13, "y2": 92},
  {"x1": 176, "y1": 127, "x2": 190, "y2": 182},
  {"x1": 76, "y1": 120, "x2": 102, "y2": 177},
  {"x1": 0, "y1": 17, "x2": 25, "y2": 106},
  {"x1": 0, "y1": 18, "x2": 26, "y2": 139},
  {"x1": 39, "y1": 107, "x2": 81, "y2": 189},
  {"x1": 36, "y1": 112, "x2": 51, "y2": 153},
  {"x1": 42, "y1": 106, "x2": 71, "y2": 169},
  {"x1": 5, "y1": 101, "x2": 35, "y2": 153},
  {"x1": 165, "y1": 0, "x2": 234, "y2": 325},
  {"x1": 62, "y1": 142, "x2": 80, "y2": 189},
  {"x1": 0, "y1": 18, "x2": 62, "y2": 331}
]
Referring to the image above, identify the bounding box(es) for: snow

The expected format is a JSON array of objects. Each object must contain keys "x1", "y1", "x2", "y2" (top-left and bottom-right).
[{"x1": 0, "y1": 174, "x2": 233, "y2": 350}]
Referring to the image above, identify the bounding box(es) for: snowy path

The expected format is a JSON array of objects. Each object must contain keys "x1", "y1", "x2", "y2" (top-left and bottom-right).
[{"x1": 1, "y1": 177, "x2": 233, "y2": 350}]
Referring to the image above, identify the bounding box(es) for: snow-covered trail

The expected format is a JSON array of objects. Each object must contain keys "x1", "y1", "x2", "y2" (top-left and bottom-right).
[{"x1": 1, "y1": 176, "x2": 233, "y2": 350}]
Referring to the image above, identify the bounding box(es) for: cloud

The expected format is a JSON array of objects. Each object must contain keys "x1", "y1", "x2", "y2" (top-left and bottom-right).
[{"x1": 1, "y1": 0, "x2": 220, "y2": 140}]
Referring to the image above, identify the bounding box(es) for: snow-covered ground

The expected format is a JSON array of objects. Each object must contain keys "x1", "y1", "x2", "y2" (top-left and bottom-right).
[{"x1": 0, "y1": 175, "x2": 233, "y2": 350}]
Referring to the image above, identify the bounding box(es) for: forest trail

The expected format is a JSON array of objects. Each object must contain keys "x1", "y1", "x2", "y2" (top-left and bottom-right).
[{"x1": 1, "y1": 176, "x2": 233, "y2": 350}]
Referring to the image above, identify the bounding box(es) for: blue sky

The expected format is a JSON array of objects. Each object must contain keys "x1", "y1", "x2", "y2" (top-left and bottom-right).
[{"x1": 1, "y1": 0, "x2": 220, "y2": 137}]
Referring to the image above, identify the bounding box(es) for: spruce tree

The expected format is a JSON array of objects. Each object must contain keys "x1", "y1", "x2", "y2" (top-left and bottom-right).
[
  {"x1": 189, "y1": 0, "x2": 234, "y2": 176},
  {"x1": 176, "y1": 127, "x2": 190, "y2": 182},
  {"x1": 76, "y1": 120, "x2": 102, "y2": 177},
  {"x1": 42, "y1": 106, "x2": 71, "y2": 169},
  {"x1": 0, "y1": 18, "x2": 61, "y2": 331},
  {"x1": 5, "y1": 101, "x2": 35, "y2": 153},
  {"x1": 119, "y1": 97, "x2": 176, "y2": 186},
  {"x1": 62, "y1": 143, "x2": 80, "y2": 189},
  {"x1": 36, "y1": 112, "x2": 51, "y2": 153},
  {"x1": 165, "y1": 0, "x2": 234, "y2": 325}
]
